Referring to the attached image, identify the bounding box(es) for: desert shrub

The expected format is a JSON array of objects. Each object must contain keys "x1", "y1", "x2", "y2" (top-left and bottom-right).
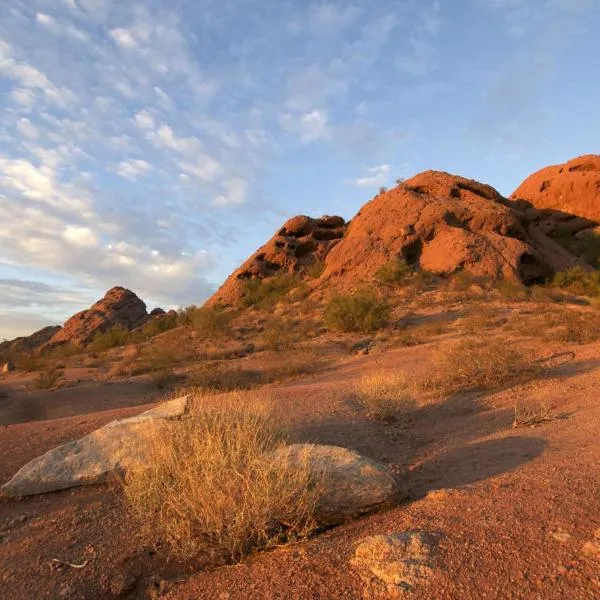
[
  {"x1": 495, "y1": 279, "x2": 529, "y2": 301},
  {"x1": 513, "y1": 398, "x2": 553, "y2": 428},
  {"x1": 551, "y1": 266, "x2": 600, "y2": 297},
  {"x1": 262, "y1": 319, "x2": 304, "y2": 351},
  {"x1": 450, "y1": 271, "x2": 477, "y2": 292},
  {"x1": 375, "y1": 259, "x2": 413, "y2": 285},
  {"x1": 241, "y1": 273, "x2": 301, "y2": 309},
  {"x1": 150, "y1": 367, "x2": 179, "y2": 390},
  {"x1": 11, "y1": 352, "x2": 42, "y2": 372},
  {"x1": 192, "y1": 306, "x2": 233, "y2": 337},
  {"x1": 177, "y1": 305, "x2": 198, "y2": 326},
  {"x1": 34, "y1": 367, "x2": 65, "y2": 390},
  {"x1": 420, "y1": 339, "x2": 541, "y2": 395},
  {"x1": 188, "y1": 363, "x2": 265, "y2": 392},
  {"x1": 90, "y1": 324, "x2": 131, "y2": 352},
  {"x1": 547, "y1": 310, "x2": 600, "y2": 343},
  {"x1": 140, "y1": 312, "x2": 178, "y2": 339},
  {"x1": 262, "y1": 349, "x2": 323, "y2": 382},
  {"x1": 123, "y1": 391, "x2": 319, "y2": 562},
  {"x1": 355, "y1": 371, "x2": 416, "y2": 420},
  {"x1": 324, "y1": 290, "x2": 390, "y2": 332},
  {"x1": 306, "y1": 260, "x2": 325, "y2": 279}
]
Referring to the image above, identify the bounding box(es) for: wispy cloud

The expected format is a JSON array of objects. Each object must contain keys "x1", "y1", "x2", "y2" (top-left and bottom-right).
[{"x1": 353, "y1": 164, "x2": 391, "y2": 187}]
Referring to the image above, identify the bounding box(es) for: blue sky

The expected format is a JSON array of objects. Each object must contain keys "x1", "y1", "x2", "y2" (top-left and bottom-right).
[{"x1": 1, "y1": 0, "x2": 599, "y2": 339}]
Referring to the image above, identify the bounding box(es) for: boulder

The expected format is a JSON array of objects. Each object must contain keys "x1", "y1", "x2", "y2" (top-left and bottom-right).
[
  {"x1": 511, "y1": 155, "x2": 600, "y2": 222},
  {"x1": 322, "y1": 171, "x2": 561, "y2": 286},
  {"x1": 272, "y1": 444, "x2": 402, "y2": 526},
  {"x1": 207, "y1": 215, "x2": 346, "y2": 306},
  {"x1": 1, "y1": 361, "x2": 15, "y2": 374},
  {"x1": 45, "y1": 286, "x2": 149, "y2": 348},
  {"x1": 150, "y1": 307, "x2": 166, "y2": 316},
  {"x1": 350, "y1": 532, "x2": 436, "y2": 597},
  {"x1": 1, "y1": 396, "x2": 191, "y2": 498}
]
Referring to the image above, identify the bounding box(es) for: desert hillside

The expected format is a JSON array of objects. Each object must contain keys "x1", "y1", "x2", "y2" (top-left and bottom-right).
[{"x1": 1, "y1": 156, "x2": 600, "y2": 599}]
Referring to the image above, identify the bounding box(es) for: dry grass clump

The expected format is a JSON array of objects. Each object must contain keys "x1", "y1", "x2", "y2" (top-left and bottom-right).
[
  {"x1": 188, "y1": 363, "x2": 265, "y2": 392},
  {"x1": 123, "y1": 391, "x2": 320, "y2": 562},
  {"x1": 355, "y1": 371, "x2": 417, "y2": 420},
  {"x1": 324, "y1": 290, "x2": 390, "y2": 332},
  {"x1": 420, "y1": 339, "x2": 541, "y2": 395},
  {"x1": 548, "y1": 310, "x2": 600, "y2": 343},
  {"x1": 513, "y1": 399, "x2": 554, "y2": 428},
  {"x1": 34, "y1": 366, "x2": 65, "y2": 390}
]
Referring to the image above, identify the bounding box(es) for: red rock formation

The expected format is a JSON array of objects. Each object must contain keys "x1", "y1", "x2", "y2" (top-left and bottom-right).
[
  {"x1": 321, "y1": 171, "x2": 563, "y2": 286},
  {"x1": 208, "y1": 215, "x2": 346, "y2": 305},
  {"x1": 46, "y1": 287, "x2": 148, "y2": 348},
  {"x1": 511, "y1": 155, "x2": 600, "y2": 224}
]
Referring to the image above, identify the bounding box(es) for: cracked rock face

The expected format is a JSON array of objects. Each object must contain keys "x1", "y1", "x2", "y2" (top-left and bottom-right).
[
  {"x1": 206, "y1": 215, "x2": 346, "y2": 306},
  {"x1": 350, "y1": 532, "x2": 436, "y2": 598},
  {"x1": 322, "y1": 171, "x2": 558, "y2": 287}
]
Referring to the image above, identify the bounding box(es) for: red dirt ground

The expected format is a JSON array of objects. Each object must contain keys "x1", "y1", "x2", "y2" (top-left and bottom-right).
[{"x1": 1, "y1": 340, "x2": 600, "y2": 599}]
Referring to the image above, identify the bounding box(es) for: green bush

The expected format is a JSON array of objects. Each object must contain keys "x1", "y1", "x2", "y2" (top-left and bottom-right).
[
  {"x1": 89, "y1": 324, "x2": 131, "y2": 352},
  {"x1": 551, "y1": 266, "x2": 600, "y2": 297},
  {"x1": 324, "y1": 290, "x2": 390, "y2": 332},
  {"x1": 34, "y1": 367, "x2": 65, "y2": 390},
  {"x1": 140, "y1": 312, "x2": 178, "y2": 338},
  {"x1": 191, "y1": 306, "x2": 232, "y2": 337},
  {"x1": 375, "y1": 259, "x2": 413, "y2": 285},
  {"x1": 241, "y1": 273, "x2": 300, "y2": 309}
]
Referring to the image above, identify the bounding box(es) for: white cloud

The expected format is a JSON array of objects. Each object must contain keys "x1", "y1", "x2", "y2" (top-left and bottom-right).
[
  {"x1": 0, "y1": 40, "x2": 77, "y2": 108},
  {"x1": 113, "y1": 159, "x2": 152, "y2": 180},
  {"x1": 16, "y1": 118, "x2": 38, "y2": 140},
  {"x1": 110, "y1": 27, "x2": 138, "y2": 48},
  {"x1": 35, "y1": 12, "x2": 89, "y2": 42},
  {"x1": 353, "y1": 164, "x2": 391, "y2": 187},
  {"x1": 280, "y1": 110, "x2": 329, "y2": 143},
  {"x1": 63, "y1": 225, "x2": 99, "y2": 248},
  {"x1": 134, "y1": 110, "x2": 155, "y2": 131},
  {"x1": 214, "y1": 178, "x2": 248, "y2": 206}
]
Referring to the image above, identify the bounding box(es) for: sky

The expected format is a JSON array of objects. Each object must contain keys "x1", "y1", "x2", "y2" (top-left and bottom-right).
[{"x1": 1, "y1": 0, "x2": 599, "y2": 340}]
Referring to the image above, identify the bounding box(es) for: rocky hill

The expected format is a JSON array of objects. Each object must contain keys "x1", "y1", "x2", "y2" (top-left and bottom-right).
[
  {"x1": 208, "y1": 215, "x2": 346, "y2": 306},
  {"x1": 0, "y1": 326, "x2": 61, "y2": 359},
  {"x1": 38, "y1": 287, "x2": 150, "y2": 350},
  {"x1": 511, "y1": 155, "x2": 600, "y2": 224},
  {"x1": 209, "y1": 166, "x2": 597, "y2": 306}
]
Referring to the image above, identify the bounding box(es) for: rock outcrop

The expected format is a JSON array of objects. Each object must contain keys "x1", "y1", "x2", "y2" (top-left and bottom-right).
[
  {"x1": 0, "y1": 325, "x2": 61, "y2": 359},
  {"x1": 45, "y1": 287, "x2": 149, "y2": 348},
  {"x1": 322, "y1": 171, "x2": 569, "y2": 286},
  {"x1": 1, "y1": 396, "x2": 191, "y2": 497},
  {"x1": 511, "y1": 155, "x2": 600, "y2": 223},
  {"x1": 208, "y1": 215, "x2": 346, "y2": 306},
  {"x1": 272, "y1": 444, "x2": 402, "y2": 526}
]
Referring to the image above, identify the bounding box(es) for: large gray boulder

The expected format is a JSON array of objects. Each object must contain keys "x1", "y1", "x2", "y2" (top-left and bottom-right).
[
  {"x1": 1, "y1": 396, "x2": 190, "y2": 498},
  {"x1": 272, "y1": 444, "x2": 403, "y2": 526}
]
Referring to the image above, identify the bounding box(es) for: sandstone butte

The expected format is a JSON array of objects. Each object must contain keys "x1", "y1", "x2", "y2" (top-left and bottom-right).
[{"x1": 208, "y1": 162, "x2": 600, "y2": 307}]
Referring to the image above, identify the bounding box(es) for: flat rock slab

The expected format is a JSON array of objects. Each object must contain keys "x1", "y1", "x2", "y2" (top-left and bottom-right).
[
  {"x1": 1, "y1": 396, "x2": 190, "y2": 498},
  {"x1": 350, "y1": 532, "x2": 436, "y2": 597},
  {"x1": 273, "y1": 444, "x2": 403, "y2": 526}
]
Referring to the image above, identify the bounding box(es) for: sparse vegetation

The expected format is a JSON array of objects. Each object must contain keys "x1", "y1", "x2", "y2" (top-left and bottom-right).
[
  {"x1": 420, "y1": 339, "x2": 541, "y2": 395},
  {"x1": 242, "y1": 273, "x2": 301, "y2": 309},
  {"x1": 551, "y1": 266, "x2": 600, "y2": 297},
  {"x1": 123, "y1": 391, "x2": 320, "y2": 562},
  {"x1": 375, "y1": 258, "x2": 413, "y2": 285},
  {"x1": 188, "y1": 363, "x2": 264, "y2": 392},
  {"x1": 191, "y1": 306, "x2": 233, "y2": 337},
  {"x1": 34, "y1": 367, "x2": 65, "y2": 390},
  {"x1": 513, "y1": 398, "x2": 554, "y2": 428},
  {"x1": 89, "y1": 324, "x2": 131, "y2": 352},
  {"x1": 324, "y1": 290, "x2": 390, "y2": 332},
  {"x1": 355, "y1": 371, "x2": 416, "y2": 420}
]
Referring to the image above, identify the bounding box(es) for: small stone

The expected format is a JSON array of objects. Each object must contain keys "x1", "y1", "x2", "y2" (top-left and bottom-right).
[
  {"x1": 582, "y1": 540, "x2": 600, "y2": 556},
  {"x1": 550, "y1": 531, "x2": 571, "y2": 543},
  {"x1": 350, "y1": 532, "x2": 436, "y2": 597},
  {"x1": 594, "y1": 528, "x2": 600, "y2": 540}
]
